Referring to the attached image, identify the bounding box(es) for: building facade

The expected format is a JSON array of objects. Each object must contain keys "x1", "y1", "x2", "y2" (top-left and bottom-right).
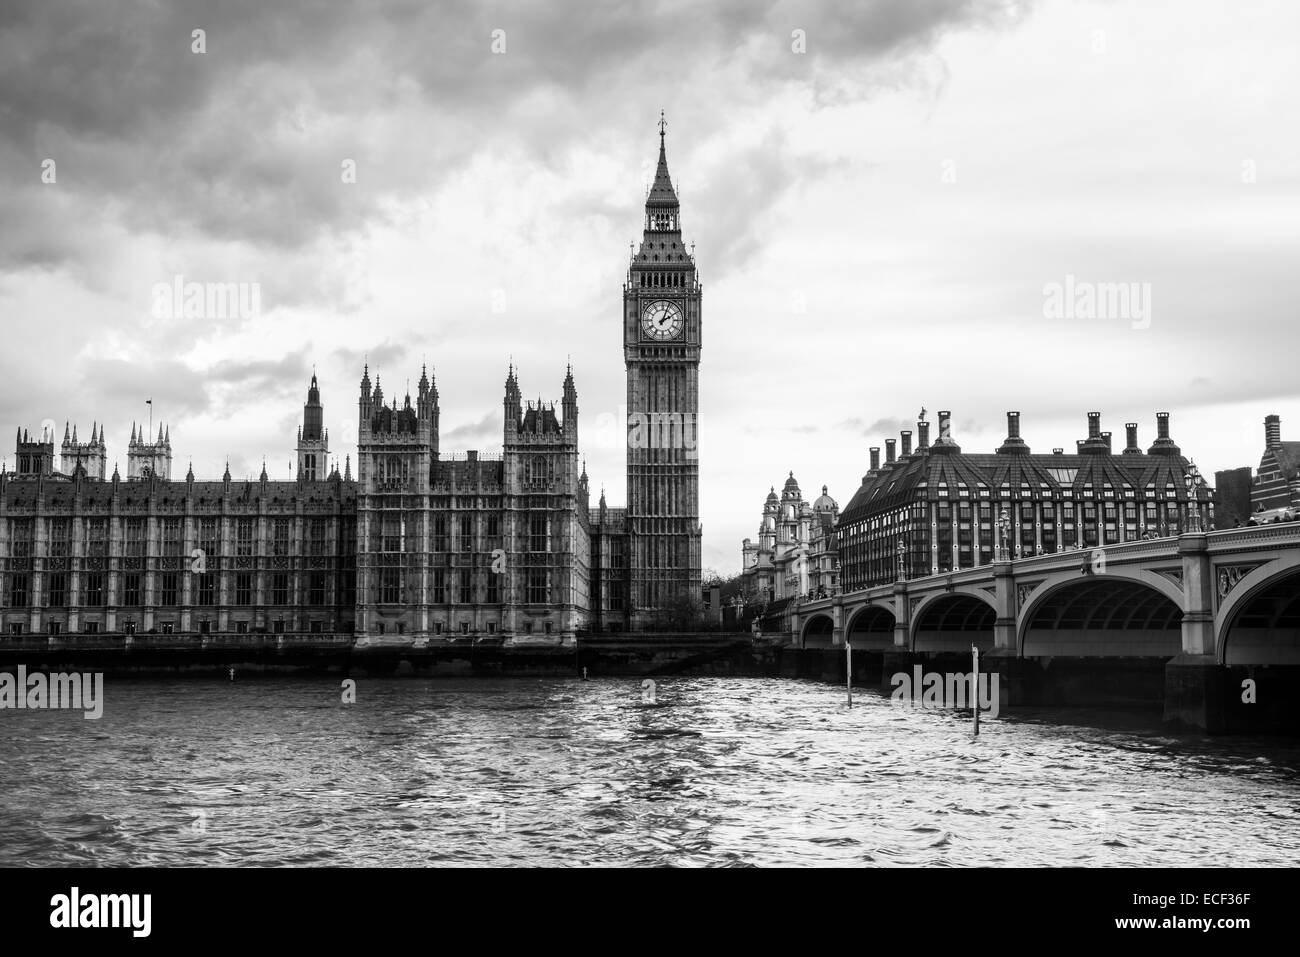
[
  {"x1": 740, "y1": 474, "x2": 839, "y2": 603},
  {"x1": 1, "y1": 406, "x2": 356, "y2": 640},
  {"x1": 0, "y1": 121, "x2": 704, "y2": 641},
  {"x1": 836, "y1": 410, "x2": 1210, "y2": 591},
  {"x1": 1250, "y1": 414, "x2": 1300, "y2": 514}
]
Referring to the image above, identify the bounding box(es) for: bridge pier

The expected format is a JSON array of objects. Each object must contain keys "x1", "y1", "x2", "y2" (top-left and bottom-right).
[
  {"x1": 1163, "y1": 533, "x2": 1225, "y2": 732},
  {"x1": 982, "y1": 649, "x2": 1047, "y2": 708},
  {"x1": 1164, "y1": 654, "x2": 1228, "y2": 733},
  {"x1": 881, "y1": 650, "x2": 924, "y2": 696}
]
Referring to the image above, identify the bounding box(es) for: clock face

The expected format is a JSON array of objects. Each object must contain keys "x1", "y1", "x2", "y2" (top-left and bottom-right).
[{"x1": 641, "y1": 300, "x2": 684, "y2": 341}]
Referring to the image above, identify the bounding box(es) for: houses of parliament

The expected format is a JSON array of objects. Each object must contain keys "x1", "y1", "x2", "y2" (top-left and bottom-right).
[{"x1": 0, "y1": 122, "x2": 703, "y2": 642}]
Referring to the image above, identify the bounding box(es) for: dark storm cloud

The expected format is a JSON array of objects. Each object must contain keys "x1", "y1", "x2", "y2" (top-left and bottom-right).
[
  {"x1": 0, "y1": 0, "x2": 1025, "y2": 269},
  {"x1": 205, "y1": 351, "x2": 310, "y2": 392}
]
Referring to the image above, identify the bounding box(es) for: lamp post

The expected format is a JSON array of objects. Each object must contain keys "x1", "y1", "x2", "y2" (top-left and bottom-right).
[
  {"x1": 998, "y1": 508, "x2": 1012, "y2": 561},
  {"x1": 1185, "y1": 462, "x2": 1203, "y2": 533},
  {"x1": 896, "y1": 537, "x2": 906, "y2": 582}
]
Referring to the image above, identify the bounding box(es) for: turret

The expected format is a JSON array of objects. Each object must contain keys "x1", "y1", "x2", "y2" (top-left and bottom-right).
[{"x1": 562, "y1": 362, "x2": 578, "y2": 438}]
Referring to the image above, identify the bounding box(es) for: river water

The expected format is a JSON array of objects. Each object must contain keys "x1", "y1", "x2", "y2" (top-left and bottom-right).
[{"x1": 1, "y1": 677, "x2": 1297, "y2": 867}]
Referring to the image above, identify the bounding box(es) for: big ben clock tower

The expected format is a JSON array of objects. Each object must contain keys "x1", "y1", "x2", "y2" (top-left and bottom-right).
[{"x1": 625, "y1": 114, "x2": 702, "y2": 627}]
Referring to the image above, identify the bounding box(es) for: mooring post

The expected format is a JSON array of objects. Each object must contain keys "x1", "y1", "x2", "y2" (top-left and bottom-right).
[
  {"x1": 971, "y1": 644, "x2": 980, "y2": 736},
  {"x1": 846, "y1": 636, "x2": 853, "y2": 708}
]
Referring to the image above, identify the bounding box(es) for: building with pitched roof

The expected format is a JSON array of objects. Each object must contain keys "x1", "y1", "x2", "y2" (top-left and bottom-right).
[{"x1": 836, "y1": 410, "x2": 1209, "y2": 591}]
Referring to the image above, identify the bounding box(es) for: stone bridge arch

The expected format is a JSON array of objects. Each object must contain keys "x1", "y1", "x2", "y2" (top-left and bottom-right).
[
  {"x1": 844, "y1": 602, "x2": 897, "y2": 650},
  {"x1": 1016, "y1": 573, "x2": 1183, "y2": 658},
  {"x1": 799, "y1": 612, "x2": 836, "y2": 649},
  {"x1": 910, "y1": 589, "x2": 997, "y2": 652},
  {"x1": 1215, "y1": 561, "x2": 1300, "y2": 665}
]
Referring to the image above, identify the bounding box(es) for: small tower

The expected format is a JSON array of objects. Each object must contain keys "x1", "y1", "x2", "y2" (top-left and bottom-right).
[
  {"x1": 296, "y1": 372, "x2": 329, "y2": 482},
  {"x1": 127, "y1": 422, "x2": 173, "y2": 480},
  {"x1": 61, "y1": 421, "x2": 107, "y2": 479},
  {"x1": 14, "y1": 426, "x2": 55, "y2": 476}
]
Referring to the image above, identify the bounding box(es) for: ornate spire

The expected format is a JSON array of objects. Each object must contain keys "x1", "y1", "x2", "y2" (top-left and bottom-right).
[
  {"x1": 647, "y1": 111, "x2": 679, "y2": 213},
  {"x1": 344, "y1": 454, "x2": 352, "y2": 482},
  {"x1": 222, "y1": 459, "x2": 231, "y2": 482}
]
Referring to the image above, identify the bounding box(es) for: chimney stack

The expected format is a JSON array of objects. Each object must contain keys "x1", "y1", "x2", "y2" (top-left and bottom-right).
[
  {"x1": 997, "y1": 410, "x2": 1029, "y2": 454},
  {"x1": 1265, "y1": 414, "x2": 1282, "y2": 450},
  {"x1": 931, "y1": 410, "x2": 961, "y2": 452},
  {"x1": 1147, "y1": 411, "x2": 1181, "y2": 456},
  {"x1": 917, "y1": 418, "x2": 930, "y2": 449},
  {"x1": 901, "y1": 430, "x2": 913, "y2": 457},
  {"x1": 885, "y1": 439, "x2": 897, "y2": 464},
  {"x1": 1102, "y1": 431, "x2": 1112, "y2": 453},
  {"x1": 1052, "y1": 448, "x2": 1064, "y2": 455},
  {"x1": 1124, "y1": 422, "x2": 1140, "y2": 454},
  {"x1": 869, "y1": 447, "x2": 880, "y2": 471},
  {"x1": 1081, "y1": 411, "x2": 1108, "y2": 453}
]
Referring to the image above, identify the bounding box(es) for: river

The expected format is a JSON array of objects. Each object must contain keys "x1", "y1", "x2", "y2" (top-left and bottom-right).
[{"x1": 1, "y1": 676, "x2": 1297, "y2": 866}]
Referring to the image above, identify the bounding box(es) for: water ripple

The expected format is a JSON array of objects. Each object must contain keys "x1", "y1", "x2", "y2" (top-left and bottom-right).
[{"x1": 1, "y1": 677, "x2": 1299, "y2": 866}]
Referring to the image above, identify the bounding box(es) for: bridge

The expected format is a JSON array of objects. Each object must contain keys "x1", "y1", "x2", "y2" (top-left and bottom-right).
[{"x1": 790, "y1": 524, "x2": 1300, "y2": 733}]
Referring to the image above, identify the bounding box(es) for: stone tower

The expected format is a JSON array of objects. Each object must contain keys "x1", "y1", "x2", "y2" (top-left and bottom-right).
[
  {"x1": 60, "y1": 422, "x2": 107, "y2": 479},
  {"x1": 623, "y1": 114, "x2": 702, "y2": 626},
  {"x1": 127, "y1": 422, "x2": 172, "y2": 480},
  {"x1": 354, "y1": 363, "x2": 438, "y2": 638},
  {"x1": 296, "y1": 372, "x2": 330, "y2": 482},
  {"x1": 501, "y1": 364, "x2": 586, "y2": 636}
]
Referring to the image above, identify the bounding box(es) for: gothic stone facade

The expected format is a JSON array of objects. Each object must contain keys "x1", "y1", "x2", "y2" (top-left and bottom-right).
[{"x1": 0, "y1": 125, "x2": 704, "y2": 641}]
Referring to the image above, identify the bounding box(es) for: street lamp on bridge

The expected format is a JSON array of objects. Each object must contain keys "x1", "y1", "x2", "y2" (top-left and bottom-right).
[
  {"x1": 1185, "y1": 462, "x2": 1205, "y2": 533},
  {"x1": 998, "y1": 508, "x2": 1012, "y2": 561}
]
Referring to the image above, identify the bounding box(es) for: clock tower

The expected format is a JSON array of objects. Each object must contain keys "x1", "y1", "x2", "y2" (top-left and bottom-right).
[{"x1": 624, "y1": 114, "x2": 702, "y2": 627}]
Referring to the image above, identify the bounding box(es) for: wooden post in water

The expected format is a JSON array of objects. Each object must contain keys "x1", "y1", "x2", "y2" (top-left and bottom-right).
[
  {"x1": 846, "y1": 637, "x2": 853, "y2": 708},
  {"x1": 971, "y1": 643, "x2": 980, "y2": 736}
]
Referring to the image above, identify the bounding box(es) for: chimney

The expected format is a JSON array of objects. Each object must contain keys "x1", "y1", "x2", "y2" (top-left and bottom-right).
[
  {"x1": 1265, "y1": 414, "x2": 1282, "y2": 450},
  {"x1": 1081, "y1": 411, "x2": 1107, "y2": 453},
  {"x1": 1102, "y1": 431, "x2": 1112, "y2": 453},
  {"x1": 931, "y1": 410, "x2": 961, "y2": 453},
  {"x1": 885, "y1": 439, "x2": 897, "y2": 464},
  {"x1": 901, "y1": 430, "x2": 913, "y2": 456},
  {"x1": 869, "y1": 447, "x2": 881, "y2": 471},
  {"x1": 1052, "y1": 448, "x2": 1064, "y2": 455},
  {"x1": 997, "y1": 410, "x2": 1029, "y2": 454},
  {"x1": 1124, "y1": 422, "x2": 1140, "y2": 454},
  {"x1": 917, "y1": 418, "x2": 930, "y2": 450},
  {"x1": 1148, "y1": 411, "x2": 1181, "y2": 455}
]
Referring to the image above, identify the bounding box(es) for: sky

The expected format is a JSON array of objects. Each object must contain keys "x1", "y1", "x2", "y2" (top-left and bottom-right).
[{"x1": 1, "y1": 0, "x2": 1297, "y2": 575}]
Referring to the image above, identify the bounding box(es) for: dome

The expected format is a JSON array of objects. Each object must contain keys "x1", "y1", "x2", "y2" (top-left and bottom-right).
[
  {"x1": 813, "y1": 484, "x2": 838, "y2": 512},
  {"x1": 765, "y1": 486, "x2": 778, "y2": 504}
]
